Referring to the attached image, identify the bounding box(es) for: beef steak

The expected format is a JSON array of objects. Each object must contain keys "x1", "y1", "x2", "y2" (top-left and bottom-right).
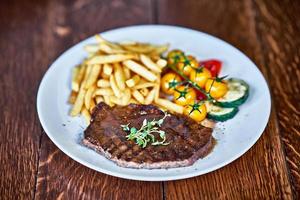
[{"x1": 83, "y1": 103, "x2": 214, "y2": 169}]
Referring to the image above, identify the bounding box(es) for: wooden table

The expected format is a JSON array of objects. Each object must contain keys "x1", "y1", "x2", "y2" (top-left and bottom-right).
[{"x1": 1, "y1": 0, "x2": 299, "y2": 199}]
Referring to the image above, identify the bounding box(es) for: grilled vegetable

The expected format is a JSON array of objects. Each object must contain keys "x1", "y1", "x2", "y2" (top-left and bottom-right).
[
  {"x1": 215, "y1": 78, "x2": 249, "y2": 107},
  {"x1": 206, "y1": 102, "x2": 238, "y2": 121}
]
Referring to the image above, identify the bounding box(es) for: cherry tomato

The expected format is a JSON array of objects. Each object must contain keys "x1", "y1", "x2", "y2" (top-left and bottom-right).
[
  {"x1": 173, "y1": 86, "x2": 196, "y2": 106},
  {"x1": 161, "y1": 73, "x2": 182, "y2": 95},
  {"x1": 184, "y1": 103, "x2": 207, "y2": 122},
  {"x1": 200, "y1": 59, "x2": 222, "y2": 77},
  {"x1": 167, "y1": 49, "x2": 184, "y2": 65},
  {"x1": 205, "y1": 78, "x2": 228, "y2": 99},
  {"x1": 190, "y1": 67, "x2": 212, "y2": 88},
  {"x1": 176, "y1": 55, "x2": 197, "y2": 76}
]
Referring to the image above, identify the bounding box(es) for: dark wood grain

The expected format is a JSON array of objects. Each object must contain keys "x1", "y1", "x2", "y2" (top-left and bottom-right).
[
  {"x1": 0, "y1": 0, "x2": 299, "y2": 199},
  {"x1": 253, "y1": 0, "x2": 300, "y2": 197},
  {"x1": 0, "y1": 0, "x2": 52, "y2": 199},
  {"x1": 157, "y1": 0, "x2": 293, "y2": 199},
  {"x1": 33, "y1": 0, "x2": 162, "y2": 199}
]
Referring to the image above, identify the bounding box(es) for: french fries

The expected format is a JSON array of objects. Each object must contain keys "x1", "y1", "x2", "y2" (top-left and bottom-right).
[
  {"x1": 123, "y1": 60, "x2": 157, "y2": 82},
  {"x1": 85, "y1": 64, "x2": 101, "y2": 89},
  {"x1": 81, "y1": 107, "x2": 91, "y2": 124},
  {"x1": 155, "y1": 98, "x2": 184, "y2": 114},
  {"x1": 126, "y1": 75, "x2": 140, "y2": 88},
  {"x1": 103, "y1": 64, "x2": 113, "y2": 76},
  {"x1": 72, "y1": 65, "x2": 86, "y2": 92},
  {"x1": 70, "y1": 34, "x2": 206, "y2": 125},
  {"x1": 94, "y1": 88, "x2": 114, "y2": 96},
  {"x1": 140, "y1": 54, "x2": 161, "y2": 73},
  {"x1": 156, "y1": 59, "x2": 167, "y2": 69},
  {"x1": 110, "y1": 75, "x2": 122, "y2": 98},
  {"x1": 144, "y1": 87, "x2": 156, "y2": 105},
  {"x1": 97, "y1": 79, "x2": 110, "y2": 88},
  {"x1": 87, "y1": 54, "x2": 136, "y2": 65},
  {"x1": 114, "y1": 63, "x2": 126, "y2": 90},
  {"x1": 70, "y1": 87, "x2": 87, "y2": 116},
  {"x1": 84, "y1": 85, "x2": 96, "y2": 110},
  {"x1": 132, "y1": 90, "x2": 145, "y2": 104}
]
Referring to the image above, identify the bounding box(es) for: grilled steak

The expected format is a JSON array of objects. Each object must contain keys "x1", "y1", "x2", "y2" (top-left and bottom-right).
[{"x1": 83, "y1": 103, "x2": 214, "y2": 169}]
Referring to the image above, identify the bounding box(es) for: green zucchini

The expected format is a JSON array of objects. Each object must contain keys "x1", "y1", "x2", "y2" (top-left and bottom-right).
[
  {"x1": 215, "y1": 78, "x2": 249, "y2": 108},
  {"x1": 206, "y1": 102, "x2": 239, "y2": 122}
]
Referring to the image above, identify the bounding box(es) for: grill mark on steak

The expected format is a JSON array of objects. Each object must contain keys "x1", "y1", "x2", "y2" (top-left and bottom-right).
[{"x1": 83, "y1": 103, "x2": 215, "y2": 169}]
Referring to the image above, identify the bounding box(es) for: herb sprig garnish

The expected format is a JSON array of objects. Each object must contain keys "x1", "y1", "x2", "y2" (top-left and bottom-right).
[{"x1": 121, "y1": 111, "x2": 170, "y2": 148}]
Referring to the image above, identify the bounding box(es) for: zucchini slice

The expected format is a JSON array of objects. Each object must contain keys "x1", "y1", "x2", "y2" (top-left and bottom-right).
[
  {"x1": 206, "y1": 102, "x2": 238, "y2": 122},
  {"x1": 215, "y1": 78, "x2": 249, "y2": 108}
]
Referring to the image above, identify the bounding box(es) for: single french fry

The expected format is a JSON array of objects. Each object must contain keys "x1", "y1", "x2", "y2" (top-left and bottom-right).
[
  {"x1": 84, "y1": 85, "x2": 96, "y2": 110},
  {"x1": 94, "y1": 88, "x2": 114, "y2": 96},
  {"x1": 155, "y1": 98, "x2": 183, "y2": 114},
  {"x1": 99, "y1": 43, "x2": 128, "y2": 54},
  {"x1": 95, "y1": 34, "x2": 123, "y2": 50},
  {"x1": 72, "y1": 65, "x2": 86, "y2": 92},
  {"x1": 97, "y1": 79, "x2": 110, "y2": 88},
  {"x1": 68, "y1": 91, "x2": 78, "y2": 104},
  {"x1": 150, "y1": 44, "x2": 169, "y2": 55},
  {"x1": 84, "y1": 44, "x2": 100, "y2": 53},
  {"x1": 133, "y1": 82, "x2": 156, "y2": 90},
  {"x1": 95, "y1": 96, "x2": 104, "y2": 104},
  {"x1": 100, "y1": 71, "x2": 110, "y2": 80},
  {"x1": 121, "y1": 88, "x2": 131, "y2": 105},
  {"x1": 123, "y1": 60, "x2": 157, "y2": 82},
  {"x1": 140, "y1": 88, "x2": 149, "y2": 96},
  {"x1": 129, "y1": 98, "x2": 138, "y2": 104},
  {"x1": 132, "y1": 90, "x2": 145, "y2": 104},
  {"x1": 114, "y1": 63, "x2": 126, "y2": 90},
  {"x1": 71, "y1": 67, "x2": 79, "y2": 88},
  {"x1": 87, "y1": 54, "x2": 136, "y2": 65},
  {"x1": 110, "y1": 75, "x2": 122, "y2": 98},
  {"x1": 123, "y1": 66, "x2": 131, "y2": 80},
  {"x1": 110, "y1": 96, "x2": 123, "y2": 105},
  {"x1": 156, "y1": 59, "x2": 167, "y2": 69},
  {"x1": 70, "y1": 87, "x2": 87, "y2": 116},
  {"x1": 81, "y1": 107, "x2": 91, "y2": 124},
  {"x1": 103, "y1": 64, "x2": 113, "y2": 76},
  {"x1": 122, "y1": 43, "x2": 155, "y2": 53},
  {"x1": 118, "y1": 40, "x2": 137, "y2": 46},
  {"x1": 140, "y1": 54, "x2": 161, "y2": 73},
  {"x1": 85, "y1": 64, "x2": 101, "y2": 89},
  {"x1": 125, "y1": 74, "x2": 140, "y2": 88},
  {"x1": 144, "y1": 87, "x2": 156, "y2": 105},
  {"x1": 103, "y1": 95, "x2": 115, "y2": 107}
]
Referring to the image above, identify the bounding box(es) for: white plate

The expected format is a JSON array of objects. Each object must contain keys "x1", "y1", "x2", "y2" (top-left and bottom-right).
[{"x1": 37, "y1": 25, "x2": 271, "y2": 181}]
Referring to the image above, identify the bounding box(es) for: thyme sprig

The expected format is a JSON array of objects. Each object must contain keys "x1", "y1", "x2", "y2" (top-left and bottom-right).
[{"x1": 120, "y1": 111, "x2": 170, "y2": 148}]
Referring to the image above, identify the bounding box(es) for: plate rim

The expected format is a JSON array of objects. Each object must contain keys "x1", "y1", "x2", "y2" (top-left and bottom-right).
[{"x1": 37, "y1": 24, "x2": 271, "y2": 181}]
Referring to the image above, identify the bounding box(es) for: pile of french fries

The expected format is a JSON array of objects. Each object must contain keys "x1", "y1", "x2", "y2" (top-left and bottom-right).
[{"x1": 69, "y1": 35, "x2": 184, "y2": 124}]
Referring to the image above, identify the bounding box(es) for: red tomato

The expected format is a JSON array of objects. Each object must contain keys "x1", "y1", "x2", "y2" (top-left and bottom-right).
[
  {"x1": 195, "y1": 90, "x2": 207, "y2": 100},
  {"x1": 200, "y1": 59, "x2": 222, "y2": 77}
]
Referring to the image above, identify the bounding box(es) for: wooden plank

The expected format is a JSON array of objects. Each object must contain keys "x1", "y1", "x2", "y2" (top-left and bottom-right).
[
  {"x1": 0, "y1": 0, "x2": 55, "y2": 199},
  {"x1": 36, "y1": 135, "x2": 162, "y2": 199},
  {"x1": 253, "y1": 0, "x2": 300, "y2": 197},
  {"x1": 35, "y1": 0, "x2": 162, "y2": 199},
  {"x1": 157, "y1": 0, "x2": 293, "y2": 199}
]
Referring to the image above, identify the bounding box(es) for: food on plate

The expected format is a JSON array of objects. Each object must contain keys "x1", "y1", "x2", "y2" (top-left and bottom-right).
[
  {"x1": 173, "y1": 86, "x2": 196, "y2": 106},
  {"x1": 67, "y1": 34, "x2": 250, "y2": 169},
  {"x1": 82, "y1": 103, "x2": 214, "y2": 169},
  {"x1": 161, "y1": 72, "x2": 182, "y2": 95},
  {"x1": 68, "y1": 34, "x2": 249, "y2": 124},
  {"x1": 205, "y1": 77, "x2": 228, "y2": 99}
]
